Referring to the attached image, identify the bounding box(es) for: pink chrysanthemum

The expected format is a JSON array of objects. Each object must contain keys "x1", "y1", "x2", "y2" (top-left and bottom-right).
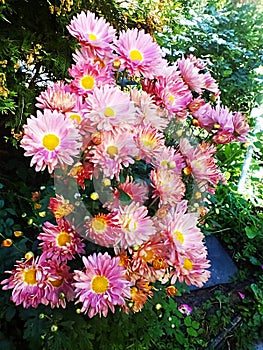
[
  {"x1": 177, "y1": 56, "x2": 206, "y2": 94},
  {"x1": 44, "y1": 259, "x2": 75, "y2": 308},
  {"x1": 20, "y1": 110, "x2": 82, "y2": 173},
  {"x1": 85, "y1": 213, "x2": 121, "y2": 247},
  {"x1": 170, "y1": 248, "x2": 211, "y2": 288},
  {"x1": 73, "y1": 252, "x2": 131, "y2": 318},
  {"x1": 38, "y1": 219, "x2": 85, "y2": 262},
  {"x1": 150, "y1": 169, "x2": 185, "y2": 208},
  {"x1": 104, "y1": 177, "x2": 149, "y2": 210},
  {"x1": 69, "y1": 61, "x2": 114, "y2": 96},
  {"x1": 67, "y1": 11, "x2": 116, "y2": 53},
  {"x1": 116, "y1": 202, "x2": 156, "y2": 249},
  {"x1": 1, "y1": 255, "x2": 51, "y2": 308},
  {"x1": 158, "y1": 200, "x2": 205, "y2": 255},
  {"x1": 72, "y1": 45, "x2": 114, "y2": 68},
  {"x1": 232, "y1": 112, "x2": 250, "y2": 142},
  {"x1": 35, "y1": 81, "x2": 76, "y2": 113},
  {"x1": 89, "y1": 129, "x2": 137, "y2": 180},
  {"x1": 130, "y1": 88, "x2": 169, "y2": 130},
  {"x1": 134, "y1": 124, "x2": 165, "y2": 163},
  {"x1": 115, "y1": 28, "x2": 163, "y2": 78},
  {"x1": 84, "y1": 85, "x2": 136, "y2": 131},
  {"x1": 152, "y1": 146, "x2": 185, "y2": 175}
]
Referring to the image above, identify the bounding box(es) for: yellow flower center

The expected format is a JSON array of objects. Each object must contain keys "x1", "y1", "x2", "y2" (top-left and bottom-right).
[
  {"x1": 183, "y1": 258, "x2": 193, "y2": 270},
  {"x1": 23, "y1": 268, "x2": 37, "y2": 285},
  {"x1": 107, "y1": 145, "x2": 118, "y2": 158},
  {"x1": 129, "y1": 49, "x2": 143, "y2": 62},
  {"x1": 57, "y1": 231, "x2": 72, "y2": 246},
  {"x1": 91, "y1": 275, "x2": 109, "y2": 294},
  {"x1": 173, "y1": 230, "x2": 184, "y2": 244},
  {"x1": 80, "y1": 75, "x2": 95, "y2": 90},
  {"x1": 124, "y1": 217, "x2": 137, "y2": 232},
  {"x1": 142, "y1": 136, "x2": 157, "y2": 148},
  {"x1": 160, "y1": 160, "x2": 168, "y2": 167},
  {"x1": 104, "y1": 107, "x2": 115, "y2": 118},
  {"x1": 89, "y1": 33, "x2": 97, "y2": 41},
  {"x1": 91, "y1": 216, "x2": 107, "y2": 233},
  {"x1": 42, "y1": 133, "x2": 60, "y2": 151},
  {"x1": 69, "y1": 113, "x2": 82, "y2": 123},
  {"x1": 168, "y1": 94, "x2": 175, "y2": 104}
]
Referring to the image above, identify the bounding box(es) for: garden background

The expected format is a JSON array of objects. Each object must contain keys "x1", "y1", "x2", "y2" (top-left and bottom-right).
[{"x1": 0, "y1": 0, "x2": 263, "y2": 349}]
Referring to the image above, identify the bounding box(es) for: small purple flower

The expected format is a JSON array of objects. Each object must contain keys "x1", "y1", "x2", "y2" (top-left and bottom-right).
[
  {"x1": 237, "y1": 292, "x2": 245, "y2": 300},
  {"x1": 178, "y1": 303, "x2": 192, "y2": 315}
]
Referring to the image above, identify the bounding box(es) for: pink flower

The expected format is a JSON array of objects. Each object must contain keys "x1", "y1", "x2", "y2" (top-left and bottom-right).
[
  {"x1": 152, "y1": 146, "x2": 185, "y2": 175},
  {"x1": 89, "y1": 129, "x2": 137, "y2": 180},
  {"x1": 130, "y1": 88, "x2": 169, "y2": 131},
  {"x1": 116, "y1": 202, "x2": 156, "y2": 249},
  {"x1": 84, "y1": 85, "x2": 136, "y2": 131},
  {"x1": 115, "y1": 28, "x2": 163, "y2": 78},
  {"x1": 237, "y1": 291, "x2": 245, "y2": 300},
  {"x1": 177, "y1": 56, "x2": 206, "y2": 94},
  {"x1": 178, "y1": 304, "x2": 192, "y2": 315},
  {"x1": 20, "y1": 110, "x2": 82, "y2": 173},
  {"x1": 104, "y1": 177, "x2": 149, "y2": 210},
  {"x1": 69, "y1": 61, "x2": 114, "y2": 96},
  {"x1": 134, "y1": 124, "x2": 165, "y2": 163},
  {"x1": 35, "y1": 81, "x2": 76, "y2": 113},
  {"x1": 44, "y1": 259, "x2": 75, "y2": 308},
  {"x1": 180, "y1": 138, "x2": 224, "y2": 188},
  {"x1": 1, "y1": 255, "x2": 51, "y2": 308},
  {"x1": 233, "y1": 112, "x2": 250, "y2": 142},
  {"x1": 170, "y1": 249, "x2": 211, "y2": 287},
  {"x1": 85, "y1": 213, "x2": 121, "y2": 247},
  {"x1": 38, "y1": 219, "x2": 85, "y2": 262},
  {"x1": 67, "y1": 11, "x2": 116, "y2": 53},
  {"x1": 150, "y1": 169, "x2": 185, "y2": 208},
  {"x1": 158, "y1": 200, "x2": 205, "y2": 255},
  {"x1": 73, "y1": 252, "x2": 131, "y2": 318}
]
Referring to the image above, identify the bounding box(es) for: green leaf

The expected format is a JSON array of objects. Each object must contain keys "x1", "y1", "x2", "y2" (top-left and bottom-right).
[
  {"x1": 184, "y1": 316, "x2": 192, "y2": 327},
  {"x1": 245, "y1": 226, "x2": 258, "y2": 239},
  {"x1": 187, "y1": 327, "x2": 198, "y2": 337},
  {"x1": 119, "y1": 189, "x2": 132, "y2": 205}
]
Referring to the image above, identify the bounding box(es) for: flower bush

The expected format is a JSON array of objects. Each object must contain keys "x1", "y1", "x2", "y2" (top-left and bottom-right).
[{"x1": 1, "y1": 10, "x2": 250, "y2": 320}]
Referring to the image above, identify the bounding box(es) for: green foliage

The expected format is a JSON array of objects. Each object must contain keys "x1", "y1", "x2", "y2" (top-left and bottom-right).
[{"x1": 156, "y1": 0, "x2": 263, "y2": 113}]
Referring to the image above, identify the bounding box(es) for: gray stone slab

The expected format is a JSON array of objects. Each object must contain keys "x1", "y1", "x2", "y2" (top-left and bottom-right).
[{"x1": 191, "y1": 235, "x2": 238, "y2": 290}]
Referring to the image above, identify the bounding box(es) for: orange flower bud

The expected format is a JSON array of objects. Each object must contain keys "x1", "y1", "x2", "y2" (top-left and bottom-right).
[
  {"x1": 14, "y1": 230, "x2": 23, "y2": 237},
  {"x1": 166, "y1": 285, "x2": 178, "y2": 297},
  {"x1": 1, "y1": 239, "x2": 13, "y2": 247}
]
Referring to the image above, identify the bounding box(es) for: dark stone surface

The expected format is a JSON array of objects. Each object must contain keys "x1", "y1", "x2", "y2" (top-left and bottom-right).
[{"x1": 191, "y1": 235, "x2": 238, "y2": 290}]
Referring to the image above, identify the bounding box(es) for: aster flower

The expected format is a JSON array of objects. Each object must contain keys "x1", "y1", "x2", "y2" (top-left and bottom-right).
[
  {"x1": 157, "y1": 200, "x2": 205, "y2": 255},
  {"x1": 130, "y1": 88, "x2": 169, "y2": 130},
  {"x1": 152, "y1": 146, "x2": 185, "y2": 175},
  {"x1": 1, "y1": 255, "x2": 51, "y2": 308},
  {"x1": 116, "y1": 202, "x2": 156, "y2": 249},
  {"x1": 38, "y1": 219, "x2": 85, "y2": 262},
  {"x1": 150, "y1": 169, "x2": 185, "y2": 208},
  {"x1": 104, "y1": 177, "x2": 149, "y2": 210},
  {"x1": 89, "y1": 129, "x2": 137, "y2": 180},
  {"x1": 73, "y1": 252, "x2": 131, "y2": 318},
  {"x1": 177, "y1": 56, "x2": 206, "y2": 94},
  {"x1": 85, "y1": 213, "x2": 121, "y2": 247},
  {"x1": 67, "y1": 11, "x2": 116, "y2": 54},
  {"x1": 134, "y1": 124, "x2": 165, "y2": 163},
  {"x1": 35, "y1": 81, "x2": 76, "y2": 113},
  {"x1": 170, "y1": 248, "x2": 211, "y2": 288},
  {"x1": 180, "y1": 138, "x2": 224, "y2": 188},
  {"x1": 45, "y1": 259, "x2": 75, "y2": 308},
  {"x1": 20, "y1": 110, "x2": 82, "y2": 173},
  {"x1": 84, "y1": 85, "x2": 136, "y2": 131},
  {"x1": 233, "y1": 112, "x2": 250, "y2": 142},
  {"x1": 69, "y1": 61, "x2": 114, "y2": 96},
  {"x1": 115, "y1": 28, "x2": 163, "y2": 78}
]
